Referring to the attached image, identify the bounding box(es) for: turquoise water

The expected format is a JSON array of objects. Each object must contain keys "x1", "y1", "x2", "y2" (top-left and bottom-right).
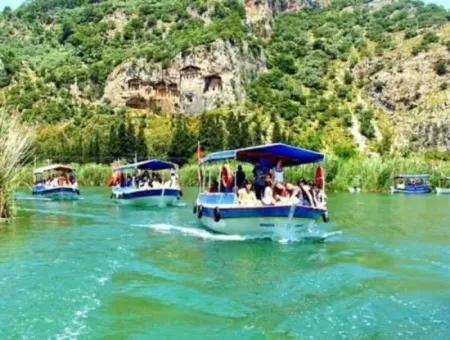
[{"x1": 1, "y1": 188, "x2": 449, "y2": 338}]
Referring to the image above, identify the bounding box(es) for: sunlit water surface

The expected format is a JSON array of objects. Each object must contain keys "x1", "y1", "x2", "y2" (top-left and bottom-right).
[{"x1": 0, "y1": 188, "x2": 449, "y2": 338}]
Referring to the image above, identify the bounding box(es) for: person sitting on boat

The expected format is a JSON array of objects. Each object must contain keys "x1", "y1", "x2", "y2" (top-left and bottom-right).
[
  {"x1": 273, "y1": 160, "x2": 284, "y2": 184},
  {"x1": 262, "y1": 176, "x2": 276, "y2": 205},
  {"x1": 51, "y1": 175, "x2": 59, "y2": 187},
  {"x1": 298, "y1": 179, "x2": 316, "y2": 208},
  {"x1": 125, "y1": 174, "x2": 132, "y2": 187},
  {"x1": 235, "y1": 165, "x2": 246, "y2": 189},
  {"x1": 311, "y1": 183, "x2": 326, "y2": 208},
  {"x1": 286, "y1": 183, "x2": 300, "y2": 204},
  {"x1": 208, "y1": 180, "x2": 219, "y2": 193},
  {"x1": 238, "y1": 180, "x2": 258, "y2": 205},
  {"x1": 220, "y1": 164, "x2": 234, "y2": 193},
  {"x1": 151, "y1": 173, "x2": 163, "y2": 188},
  {"x1": 274, "y1": 182, "x2": 290, "y2": 203}
]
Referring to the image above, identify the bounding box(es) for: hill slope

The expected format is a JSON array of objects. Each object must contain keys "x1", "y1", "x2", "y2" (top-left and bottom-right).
[{"x1": 0, "y1": 0, "x2": 448, "y2": 163}]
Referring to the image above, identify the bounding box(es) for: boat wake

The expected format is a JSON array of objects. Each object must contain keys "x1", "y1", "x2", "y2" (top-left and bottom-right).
[
  {"x1": 134, "y1": 223, "x2": 247, "y2": 241},
  {"x1": 134, "y1": 223, "x2": 342, "y2": 243}
]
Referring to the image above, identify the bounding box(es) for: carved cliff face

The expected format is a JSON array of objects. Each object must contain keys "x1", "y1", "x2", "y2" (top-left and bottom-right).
[{"x1": 103, "y1": 40, "x2": 266, "y2": 113}]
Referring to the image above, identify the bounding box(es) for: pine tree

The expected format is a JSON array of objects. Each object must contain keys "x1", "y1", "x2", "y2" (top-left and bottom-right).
[
  {"x1": 125, "y1": 119, "x2": 136, "y2": 157},
  {"x1": 169, "y1": 115, "x2": 194, "y2": 163},
  {"x1": 135, "y1": 120, "x2": 148, "y2": 160},
  {"x1": 117, "y1": 121, "x2": 127, "y2": 159},
  {"x1": 108, "y1": 124, "x2": 120, "y2": 162}
]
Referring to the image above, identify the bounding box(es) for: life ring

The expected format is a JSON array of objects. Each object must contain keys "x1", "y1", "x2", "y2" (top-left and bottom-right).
[
  {"x1": 213, "y1": 207, "x2": 221, "y2": 222},
  {"x1": 197, "y1": 205, "x2": 203, "y2": 219},
  {"x1": 322, "y1": 211, "x2": 330, "y2": 223}
]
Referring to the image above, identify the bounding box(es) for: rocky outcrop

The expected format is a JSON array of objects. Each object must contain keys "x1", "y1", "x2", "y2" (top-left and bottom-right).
[
  {"x1": 354, "y1": 46, "x2": 450, "y2": 150},
  {"x1": 103, "y1": 39, "x2": 266, "y2": 113},
  {"x1": 362, "y1": 48, "x2": 449, "y2": 112},
  {"x1": 244, "y1": 0, "x2": 322, "y2": 37}
]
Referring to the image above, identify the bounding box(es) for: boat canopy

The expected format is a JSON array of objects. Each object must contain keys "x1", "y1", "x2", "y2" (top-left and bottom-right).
[
  {"x1": 394, "y1": 174, "x2": 431, "y2": 180},
  {"x1": 114, "y1": 159, "x2": 176, "y2": 172},
  {"x1": 33, "y1": 164, "x2": 75, "y2": 175},
  {"x1": 201, "y1": 143, "x2": 324, "y2": 167}
]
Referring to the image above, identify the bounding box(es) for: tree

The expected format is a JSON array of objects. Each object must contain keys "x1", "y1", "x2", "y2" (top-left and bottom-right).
[
  {"x1": 136, "y1": 120, "x2": 148, "y2": 160},
  {"x1": 168, "y1": 115, "x2": 194, "y2": 164},
  {"x1": 125, "y1": 120, "x2": 136, "y2": 157},
  {"x1": 108, "y1": 124, "x2": 120, "y2": 161}
]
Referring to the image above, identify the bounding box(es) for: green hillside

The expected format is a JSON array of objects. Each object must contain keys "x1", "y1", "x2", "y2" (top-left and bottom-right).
[{"x1": 0, "y1": 0, "x2": 449, "y2": 164}]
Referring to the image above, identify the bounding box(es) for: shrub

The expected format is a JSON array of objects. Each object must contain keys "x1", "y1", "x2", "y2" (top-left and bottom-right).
[{"x1": 435, "y1": 61, "x2": 447, "y2": 76}]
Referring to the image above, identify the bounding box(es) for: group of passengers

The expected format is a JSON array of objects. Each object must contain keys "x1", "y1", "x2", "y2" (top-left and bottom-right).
[
  {"x1": 209, "y1": 160, "x2": 325, "y2": 208},
  {"x1": 36, "y1": 174, "x2": 78, "y2": 188},
  {"x1": 110, "y1": 169, "x2": 178, "y2": 189}
]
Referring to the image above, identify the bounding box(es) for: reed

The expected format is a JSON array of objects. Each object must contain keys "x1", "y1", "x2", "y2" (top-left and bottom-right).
[
  {"x1": 178, "y1": 157, "x2": 450, "y2": 192},
  {"x1": 0, "y1": 110, "x2": 32, "y2": 220},
  {"x1": 76, "y1": 163, "x2": 112, "y2": 186}
]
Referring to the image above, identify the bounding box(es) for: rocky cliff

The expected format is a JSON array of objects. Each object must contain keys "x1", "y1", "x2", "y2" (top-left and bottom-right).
[
  {"x1": 244, "y1": 0, "x2": 323, "y2": 37},
  {"x1": 103, "y1": 40, "x2": 266, "y2": 113}
]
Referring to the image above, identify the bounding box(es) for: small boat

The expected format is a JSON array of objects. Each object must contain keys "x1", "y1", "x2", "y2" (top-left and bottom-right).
[
  {"x1": 32, "y1": 164, "x2": 80, "y2": 200},
  {"x1": 111, "y1": 159, "x2": 182, "y2": 207},
  {"x1": 193, "y1": 143, "x2": 329, "y2": 237},
  {"x1": 436, "y1": 177, "x2": 450, "y2": 195},
  {"x1": 348, "y1": 186, "x2": 361, "y2": 193},
  {"x1": 348, "y1": 176, "x2": 362, "y2": 193},
  {"x1": 391, "y1": 174, "x2": 432, "y2": 194}
]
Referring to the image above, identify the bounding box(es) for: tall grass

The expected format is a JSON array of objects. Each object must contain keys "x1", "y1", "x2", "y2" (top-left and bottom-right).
[
  {"x1": 179, "y1": 157, "x2": 450, "y2": 192},
  {"x1": 0, "y1": 110, "x2": 32, "y2": 220}
]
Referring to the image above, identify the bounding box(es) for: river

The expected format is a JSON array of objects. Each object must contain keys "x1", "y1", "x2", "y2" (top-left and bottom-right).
[{"x1": 0, "y1": 188, "x2": 449, "y2": 338}]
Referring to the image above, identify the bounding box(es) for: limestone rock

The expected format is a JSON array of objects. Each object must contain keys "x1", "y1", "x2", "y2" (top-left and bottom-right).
[
  {"x1": 103, "y1": 39, "x2": 266, "y2": 113},
  {"x1": 243, "y1": 0, "x2": 322, "y2": 38}
]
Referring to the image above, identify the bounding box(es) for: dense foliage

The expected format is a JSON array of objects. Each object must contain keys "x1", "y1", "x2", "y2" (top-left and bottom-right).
[{"x1": 0, "y1": 0, "x2": 448, "y2": 166}]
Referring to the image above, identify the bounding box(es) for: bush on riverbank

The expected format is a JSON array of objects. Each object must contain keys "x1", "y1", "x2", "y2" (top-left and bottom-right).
[{"x1": 0, "y1": 110, "x2": 32, "y2": 219}]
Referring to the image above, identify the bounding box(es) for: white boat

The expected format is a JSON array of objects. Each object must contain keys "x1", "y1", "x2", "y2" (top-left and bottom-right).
[
  {"x1": 436, "y1": 177, "x2": 450, "y2": 194},
  {"x1": 111, "y1": 159, "x2": 182, "y2": 207},
  {"x1": 194, "y1": 143, "x2": 329, "y2": 237},
  {"x1": 32, "y1": 164, "x2": 80, "y2": 201},
  {"x1": 348, "y1": 186, "x2": 361, "y2": 193}
]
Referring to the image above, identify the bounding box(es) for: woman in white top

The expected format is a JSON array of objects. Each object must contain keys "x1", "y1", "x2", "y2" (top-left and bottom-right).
[{"x1": 273, "y1": 160, "x2": 284, "y2": 184}]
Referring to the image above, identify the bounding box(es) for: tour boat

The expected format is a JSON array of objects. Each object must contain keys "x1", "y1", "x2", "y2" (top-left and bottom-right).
[
  {"x1": 391, "y1": 174, "x2": 432, "y2": 194},
  {"x1": 32, "y1": 164, "x2": 80, "y2": 200},
  {"x1": 348, "y1": 186, "x2": 361, "y2": 193},
  {"x1": 193, "y1": 143, "x2": 329, "y2": 236},
  {"x1": 111, "y1": 159, "x2": 182, "y2": 207},
  {"x1": 436, "y1": 177, "x2": 450, "y2": 195}
]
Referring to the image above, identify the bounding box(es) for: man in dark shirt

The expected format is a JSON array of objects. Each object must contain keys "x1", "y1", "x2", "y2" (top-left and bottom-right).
[{"x1": 235, "y1": 165, "x2": 246, "y2": 189}]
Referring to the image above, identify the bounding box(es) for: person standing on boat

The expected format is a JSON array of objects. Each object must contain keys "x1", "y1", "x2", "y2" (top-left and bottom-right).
[
  {"x1": 220, "y1": 164, "x2": 234, "y2": 193},
  {"x1": 235, "y1": 165, "x2": 246, "y2": 189},
  {"x1": 253, "y1": 161, "x2": 269, "y2": 200},
  {"x1": 273, "y1": 160, "x2": 284, "y2": 184}
]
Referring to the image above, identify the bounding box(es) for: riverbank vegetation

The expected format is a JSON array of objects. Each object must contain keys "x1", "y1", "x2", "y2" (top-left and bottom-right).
[
  {"x1": 0, "y1": 110, "x2": 32, "y2": 220},
  {"x1": 16, "y1": 155, "x2": 450, "y2": 193}
]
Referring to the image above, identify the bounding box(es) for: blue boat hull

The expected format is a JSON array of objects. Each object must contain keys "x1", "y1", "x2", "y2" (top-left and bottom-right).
[
  {"x1": 32, "y1": 187, "x2": 80, "y2": 200},
  {"x1": 391, "y1": 185, "x2": 432, "y2": 194},
  {"x1": 112, "y1": 188, "x2": 182, "y2": 207},
  {"x1": 195, "y1": 196, "x2": 328, "y2": 236}
]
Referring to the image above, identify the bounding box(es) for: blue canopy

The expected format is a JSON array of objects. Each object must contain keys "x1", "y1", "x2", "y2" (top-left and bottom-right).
[
  {"x1": 395, "y1": 174, "x2": 431, "y2": 179},
  {"x1": 114, "y1": 160, "x2": 176, "y2": 172},
  {"x1": 201, "y1": 143, "x2": 324, "y2": 167}
]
